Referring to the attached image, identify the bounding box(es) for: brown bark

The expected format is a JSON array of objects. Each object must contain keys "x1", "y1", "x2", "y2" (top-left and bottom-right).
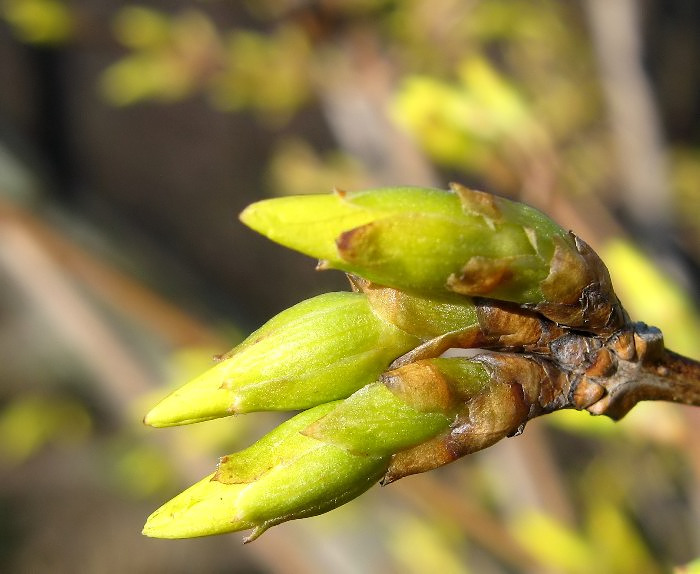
[{"x1": 582, "y1": 325, "x2": 700, "y2": 419}]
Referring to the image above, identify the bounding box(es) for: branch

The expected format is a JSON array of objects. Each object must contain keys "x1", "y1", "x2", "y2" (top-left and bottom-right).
[{"x1": 576, "y1": 323, "x2": 700, "y2": 419}]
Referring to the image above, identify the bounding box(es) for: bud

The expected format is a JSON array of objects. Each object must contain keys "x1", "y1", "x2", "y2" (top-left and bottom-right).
[
  {"x1": 143, "y1": 403, "x2": 391, "y2": 540},
  {"x1": 303, "y1": 354, "x2": 561, "y2": 482},
  {"x1": 143, "y1": 185, "x2": 630, "y2": 540},
  {"x1": 240, "y1": 184, "x2": 624, "y2": 333},
  {"x1": 302, "y1": 382, "x2": 453, "y2": 456},
  {"x1": 383, "y1": 353, "x2": 569, "y2": 483},
  {"x1": 353, "y1": 277, "x2": 567, "y2": 365},
  {"x1": 144, "y1": 292, "x2": 419, "y2": 427},
  {"x1": 143, "y1": 360, "x2": 490, "y2": 540},
  {"x1": 350, "y1": 276, "x2": 478, "y2": 341},
  {"x1": 145, "y1": 279, "x2": 560, "y2": 427},
  {"x1": 300, "y1": 356, "x2": 515, "y2": 467},
  {"x1": 144, "y1": 353, "x2": 572, "y2": 539}
]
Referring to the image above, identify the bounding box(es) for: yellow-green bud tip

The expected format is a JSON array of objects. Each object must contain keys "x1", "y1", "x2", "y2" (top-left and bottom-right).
[
  {"x1": 142, "y1": 474, "x2": 249, "y2": 538},
  {"x1": 143, "y1": 292, "x2": 419, "y2": 426},
  {"x1": 143, "y1": 404, "x2": 391, "y2": 539},
  {"x1": 143, "y1": 371, "x2": 237, "y2": 427}
]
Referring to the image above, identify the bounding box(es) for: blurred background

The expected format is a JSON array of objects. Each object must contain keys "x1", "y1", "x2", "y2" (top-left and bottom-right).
[{"x1": 0, "y1": 0, "x2": 699, "y2": 572}]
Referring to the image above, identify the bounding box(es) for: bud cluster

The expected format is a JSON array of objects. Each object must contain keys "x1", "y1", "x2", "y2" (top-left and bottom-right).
[{"x1": 143, "y1": 184, "x2": 632, "y2": 540}]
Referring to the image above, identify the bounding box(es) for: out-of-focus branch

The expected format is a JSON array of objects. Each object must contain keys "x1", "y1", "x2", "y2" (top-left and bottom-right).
[
  {"x1": 392, "y1": 473, "x2": 544, "y2": 574},
  {"x1": 0, "y1": 200, "x2": 222, "y2": 348},
  {"x1": 584, "y1": 0, "x2": 671, "y2": 233},
  {"x1": 0, "y1": 207, "x2": 157, "y2": 412},
  {"x1": 315, "y1": 32, "x2": 439, "y2": 188},
  {"x1": 583, "y1": 0, "x2": 700, "y2": 299}
]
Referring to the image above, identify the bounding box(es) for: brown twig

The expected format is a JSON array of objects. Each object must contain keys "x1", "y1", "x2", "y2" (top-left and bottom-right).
[
  {"x1": 564, "y1": 322, "x2": 700, "y2": 420},
  {"x1": 642, "y1": 348, "x2": 700, "y2": 403}
]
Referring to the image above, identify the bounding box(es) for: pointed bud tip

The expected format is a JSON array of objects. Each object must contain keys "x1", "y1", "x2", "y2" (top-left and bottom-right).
[
  {"x1": 142, "y1": 402, "x2": 173, "y2": 428},
  {"x1": 238, "y1": 202, "x2": 257, "y2": 222},
  {"x1": 144, "y1": 404, "x2": 394, "y2": 540},
  {"x1": 142, "y1": 474, "x2": 249, "y2": 539},
  {"x1": 238, "y1": 202, "x2": 269, "y2": 236},
  {"x1": 142, "y1": 388, "x2": 235, "y2": 427},
  {"x1": 237, "y1": 194, "x2": 363, "y2": 262}
]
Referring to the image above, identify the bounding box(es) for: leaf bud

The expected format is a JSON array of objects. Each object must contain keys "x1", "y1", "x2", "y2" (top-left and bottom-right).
[
  {"x1": 241, "y1": 185, "x2": 625, "y2": 333},
  {"x1": 143, "y1": 403, "x2": 391, "y2": 540},
  {"x1": 144, "y1": 292, "x2": 419, "y2": 427}
]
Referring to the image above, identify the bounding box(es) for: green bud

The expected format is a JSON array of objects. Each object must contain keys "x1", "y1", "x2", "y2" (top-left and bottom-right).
[
  {"x1": 143, "y1": 403, "x2": 391, "y2": 540},
  {"x1": 350, "y1": 276, "x2": 479, "y2": 341},
  {"x1": 240, "y1": 185, "x2": 565, "y2": 301},
  {"x1": 144, "y1": 292, "x2": 419, "y2": 427},
  {"x1": 384, "y1": 353, "x2": 567, "y2": 483},
  {"x1": 303, "y1": 382, "x2": 452, "y2": 456},
  {"x1": 241, "y1": 184, "x2": 624, "y2": 333},
  {"x1": 304, "y1": 358, "x2": 492, "y2": 461},
  {"x1": 143, "y1": 353, "x2": 571, "y2": 539},
  {"x1": 302, "y1": 354, "x2": 561, "y2": 485}
]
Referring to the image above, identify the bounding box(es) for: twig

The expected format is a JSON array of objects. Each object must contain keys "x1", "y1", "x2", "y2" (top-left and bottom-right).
[
  {"x1": 644, "y1": 348, "x2": 700, "y2": 403},
  {"x1": 559, "y1": 322, "x2": 700, "y2": 420}
]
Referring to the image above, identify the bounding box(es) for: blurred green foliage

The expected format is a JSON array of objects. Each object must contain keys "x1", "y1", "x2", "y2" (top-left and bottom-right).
[
  {"x1": 1, "y1": 0, "x2": 72, "y2": 44},
  {"x1": 388, "y1": 515, "x2": 469, "y2": 574},
  {"x1": 266, "y1": 138, "x2": 366, "y2": 196},
  {"x1": 100, "y1": 8, "x2": 222, "y2": 105},
  {"x1": 393, "y1": 57, "x2": 536, "y2": 170},
  {"x1": 0, "y1": 394, "x2": 91, "y2": 463},
  {"x1": 603, "y1": 239, "x2": 700, "y2": 358},
  {"x1": 512, "y1": 500, "x2": 661, "y2": 574},
  {"x1": 88, "y1": 1, "x2": 611, "y2": 199},
  {"x1": 100, "y1": 6, "x2": 312, "y2": 122}
]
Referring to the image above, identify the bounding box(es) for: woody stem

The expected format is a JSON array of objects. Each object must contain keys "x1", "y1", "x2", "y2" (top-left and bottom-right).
[
  {"x1": 639, "y1": 348, "x2": 700, "y2": 407},
  {"x1": 585, "y1": 323, "x2": 700, "y2": 420}
]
